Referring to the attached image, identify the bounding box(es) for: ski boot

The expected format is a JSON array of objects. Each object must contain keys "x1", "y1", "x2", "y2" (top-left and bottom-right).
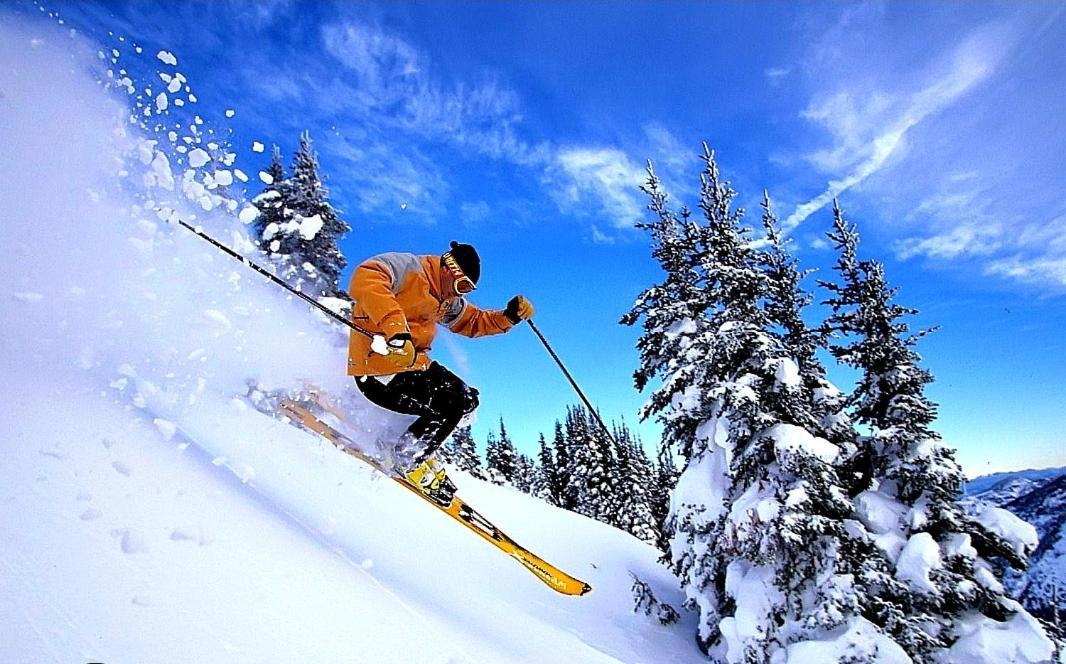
[{"x1": 404, "y1": 456, "x2": 457, "y2": 507}]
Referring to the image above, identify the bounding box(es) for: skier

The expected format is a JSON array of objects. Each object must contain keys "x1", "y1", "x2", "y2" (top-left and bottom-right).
[{"x1": 347, "y1": 241, "x2": 534, "y2": 503}]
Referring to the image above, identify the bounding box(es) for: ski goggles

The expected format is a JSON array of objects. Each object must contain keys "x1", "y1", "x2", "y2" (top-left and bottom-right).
[{"x1": 442, "y1": 252, "x2": 477, "y2": 296}]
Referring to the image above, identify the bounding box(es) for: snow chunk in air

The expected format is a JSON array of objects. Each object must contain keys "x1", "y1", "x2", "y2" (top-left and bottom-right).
[
  {"x1": 187, "y1": 148, "x2": 211, "y2": 168},
  {"x1": 156, "y1": 50, "x2": 177, "y2": 66},
  {"x1": 251, "y1": 141, "x2": 265, "y2": 153},
  {"x1": 258, "y1": 171, "x2": 274, "y2": 184},
  {"x1": 297, "y1": 214, "x2": 323, "y2": 240},
  {"x1": 238, "y1": 206, "x2": 259, "y2": 224},
  {"x1": 370, "y1": 335, "x2": 390, "y2": 356}
]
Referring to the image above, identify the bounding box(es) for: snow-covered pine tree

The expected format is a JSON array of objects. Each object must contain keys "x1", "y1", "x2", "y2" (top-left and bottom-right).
[
  {"x1": 620, "y1": 161, "x2": 708, "y2": 455},
  {"x1": 624, "y1": 145, "x2": 892, "y2": 661},
  {"x1": 513, "y1": 453, "x2": 537, "y2": 494},
  {"x1": 551, "y1": 420, "x2": 578, "y2": 510},
  {"x1": 609, "y1": 422, "x2": 659, "y2": 544},
  {"x1": 566, "y1": 405, "x2": 616, "y2": 524},
  {"x1": 758, "y1": 192, "x2": 856, "y2": 466},
  {"x1": 758, "y1": 192, "x2": 821, "y2": 381},
  {"x1": 442, "y1": 425, "x2": 486, "y2": 480},
  {"x1": 531, "y1": 433, "x2": 559, "y2": 503},
  {"x1": 485, "y1": 418, "x2": 518, "y2": 486},
  {"x1": 821, "y1": 200, "x2": 1060, "y2": 661},
  {"x1": 650, "y1": 441, "x2": 679, "y2": 552},
  {"x1": 256, "y1": 133, "x2": 351, "y2": 299},
  {"x1": 250, "y1": 145, "x2": 291, "y2": 253}
]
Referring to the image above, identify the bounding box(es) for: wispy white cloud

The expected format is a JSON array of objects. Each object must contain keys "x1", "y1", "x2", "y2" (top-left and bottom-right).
[
  {"x1": 551, "y1": 147, "x2": 647, "y2": 229},
  {"x1": 891, "y1": 177, "x2": 1005, "y2": 260},
  {"x1": 308, "y1": 19, "x2": 659, "y2": 231},
  {"x1": 785, "y1": 24, "x2": 1012, "y2": 230},
  {"x1": 236, "y1": 17, "x2": 681, "y2": 235},
  {"x1": 327, "y1": 136, "x2": 450, "y2": 221},
  {"x1": 590, "y1": 225, "x2": 615, "y2": 245},
  {"x1": 459, "y1": 200, "x2": 491, "y2": 226},
  {"x1": 321, "y1": 21, "x2": 549, "y2": 165},
  {"x1": 780, "y1": 7, "x2": 1066, "y2": 289},
  {"x1": 895, "y1": 224, "x2": 1002, "y2": 261},
  {"x1": 764, "y1": 66, "x2": 791, "y2": 85},
  {"x1": 985, "y1": 255, "x2": 1066, "y2": 287},
  {"x1": 980, "y1": 213, "x2": 1066, "y2": 287},
  {"x1": 892, "y1": 169, "x2": 1066, "y2": 287}
]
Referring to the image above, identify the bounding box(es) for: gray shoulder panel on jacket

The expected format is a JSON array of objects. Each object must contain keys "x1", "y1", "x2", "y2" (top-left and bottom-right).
[{"x1": 368, "y1": 252, "x2": 423, "y2": 294}]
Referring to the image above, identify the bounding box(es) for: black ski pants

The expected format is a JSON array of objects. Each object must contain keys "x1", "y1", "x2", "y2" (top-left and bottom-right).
[{"x1": 355, "y1": 362, "x2": 479, "y2": 465}]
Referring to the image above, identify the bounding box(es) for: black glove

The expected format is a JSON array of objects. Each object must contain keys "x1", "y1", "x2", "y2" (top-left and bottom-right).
[{"x1": 504, "y1": 295, "x2": 535, "y2": 324}]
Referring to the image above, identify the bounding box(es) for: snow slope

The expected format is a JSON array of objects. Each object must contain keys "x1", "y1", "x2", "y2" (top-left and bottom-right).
[
  {"x1": 0, "y1": 14, "x2": 700, "y2": 663},
  {"x1": 3, "y1": 360, "x2": 699, "y2": 663}
]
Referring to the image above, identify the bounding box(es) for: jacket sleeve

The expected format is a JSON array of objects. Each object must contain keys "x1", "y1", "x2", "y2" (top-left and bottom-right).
[
  {"x1": 444, "y1": 298, "x2": 515, "y2": 338},
  {"x1": 349, "y1": 259, "x2": 408, "y2": 339}
]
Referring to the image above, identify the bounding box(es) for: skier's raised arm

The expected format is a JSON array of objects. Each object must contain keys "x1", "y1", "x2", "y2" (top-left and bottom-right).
[{"x1": 444, "y1": 295, "x2": 534, "y2": 338}]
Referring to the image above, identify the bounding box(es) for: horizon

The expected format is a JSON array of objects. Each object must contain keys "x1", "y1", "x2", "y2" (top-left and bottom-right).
[{"x1": 11, "y1": 0, "x2": 1066, "y2": 477}]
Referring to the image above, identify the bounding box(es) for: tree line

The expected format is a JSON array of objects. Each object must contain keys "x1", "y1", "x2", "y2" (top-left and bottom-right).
[{"x1": 439, "y1": 407, "x2": 678, "y2": 549}]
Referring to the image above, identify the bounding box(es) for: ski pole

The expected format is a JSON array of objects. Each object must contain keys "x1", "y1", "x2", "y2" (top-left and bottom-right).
[
  {"x1": 173, "y1": 218, "x2": 375, "y2": 340},
  {"x1": 525, "y1": 319, "x2": 618, "y2": 446}
]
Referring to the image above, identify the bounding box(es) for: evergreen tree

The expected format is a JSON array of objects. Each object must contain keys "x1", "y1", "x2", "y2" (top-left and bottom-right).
[
  {"x1": 485, "y1": 418, "x2": 518, "y2": 486},
  {"x1": 442, "y1": 425, "x2": 486, "y2": 480},
  {"x1": 821, "y1": 200, "x2": 1057, "y2": 659},
  {"x1": 624, "y1": 145, "x2": 884, "y2": 660},
  {"x1": 250, "y1": 145, "x2": 292, "y2": 253},
  {"x1": 609, "y1": 423, "x2": 659, "y2": 544},
  {"x1": 253, "y1": 133, "x2": 351, "y2": 299},
  {"x1": 566, "y1": 405, "x2": 616, "y2": 523},
  {"x1": 620, "y1": 161, "x2": 709, "y2": 457},
  {"x1": 650, "y1": 440, "x2": 679, "y2": 552},
  {"x1": 758, "y1": 192, "x2": 823, "y2": 379},
  {"x1": 551, "y1": 420, "x2": 577, "y2": 510},
  {"x1": 513, "y1": 453, "x2": 537, "y2": 494},
  {"x1": 531, "y1": 433, "x2": 559, "y2": 503},
  {"x1": 760, "y1": 192, "x2": 856, "y2": 461}
]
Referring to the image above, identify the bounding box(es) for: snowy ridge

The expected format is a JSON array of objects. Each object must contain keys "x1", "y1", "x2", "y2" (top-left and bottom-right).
[
  {"x1": 968, "y1": 469, "x2": 1066, "y2": 623},
  {"x1": 966, "y1": 466, "x2": 1066, "y2": 498},
  {"x1": 0, "y1": 16, "x2": 699, "y2": 663}
]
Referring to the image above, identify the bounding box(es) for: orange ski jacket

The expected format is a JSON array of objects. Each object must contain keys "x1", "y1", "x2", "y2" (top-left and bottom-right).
[{"x1": 347, "y1": 252, "x2": 515, "y2": 377}]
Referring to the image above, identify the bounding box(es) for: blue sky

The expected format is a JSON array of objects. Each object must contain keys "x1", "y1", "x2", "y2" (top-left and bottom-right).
[{"x1": 30, "y1": 0, "x2": 1066, "y2": 476}]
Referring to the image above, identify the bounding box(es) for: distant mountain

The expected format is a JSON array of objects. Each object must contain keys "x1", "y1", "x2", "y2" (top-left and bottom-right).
[
  {"x1": 1003, "y1": 474, "x2": 1066, "y2": 622},
  {"x1": 967, "y1": 466, "x2": 1066, "y2": 623},
  {"x1": 965, "y1": 466, "x2": 1066, "y2": 496}
]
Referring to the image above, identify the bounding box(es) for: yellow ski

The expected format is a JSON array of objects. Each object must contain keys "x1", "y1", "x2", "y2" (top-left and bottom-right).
[{"x1": 277, "y1": 398, "x2": 592, "y2": 597}]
